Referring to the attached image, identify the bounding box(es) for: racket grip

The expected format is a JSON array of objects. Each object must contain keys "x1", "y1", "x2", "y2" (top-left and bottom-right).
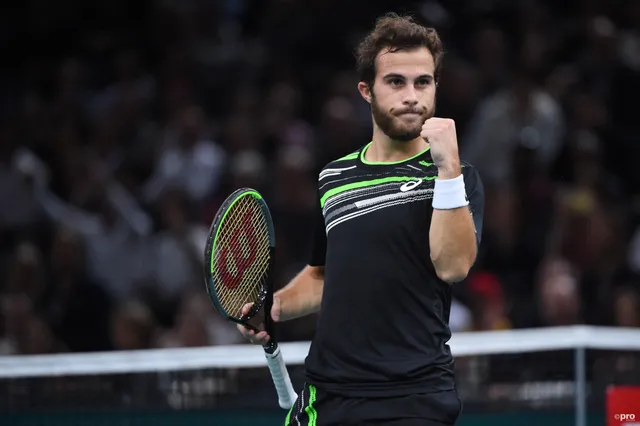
[{"x1": 264, "y1": 346, "x2": 298, "y2": 409}]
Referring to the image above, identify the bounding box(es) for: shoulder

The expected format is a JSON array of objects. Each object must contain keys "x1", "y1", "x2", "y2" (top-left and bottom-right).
[
  {"x1": 317, "y1": 146, "x2": 366, "y2": 180},
  {"x1": 320, "y1": 147, "x2": 363, "y2": 171}
]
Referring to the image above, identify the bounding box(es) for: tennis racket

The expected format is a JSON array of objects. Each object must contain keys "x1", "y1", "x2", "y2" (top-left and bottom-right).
[{"x1": 203, "y1": 187, "x2": 298, "y2": 410}]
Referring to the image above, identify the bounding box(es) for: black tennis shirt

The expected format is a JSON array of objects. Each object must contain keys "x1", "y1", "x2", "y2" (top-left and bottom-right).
[{"x1": 304, "y1": 142, "x2": 485, "y2": 397}]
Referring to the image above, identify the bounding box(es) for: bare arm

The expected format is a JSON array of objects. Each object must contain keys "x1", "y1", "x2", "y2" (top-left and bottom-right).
[
  {"x1": 430, "y1": 164, "x2": 485, "y2": 284},
  {"x1": 430, "y1": 205, "x2": 477, "y2": 283},
  {"x1": 274, "y1": 265, "x2": 324, "y2": 322},
  {"x1": 238, "y1": 265, "x2": 324, "y2": 344}
]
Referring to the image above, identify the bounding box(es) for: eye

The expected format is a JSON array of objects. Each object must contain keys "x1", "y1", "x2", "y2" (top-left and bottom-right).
[
  {"x1": 415, "y1": 78, "x2": 432, "y2": 88},
  {"x1": 389, "y1": 78, "x2": 403, "y2": 87}
]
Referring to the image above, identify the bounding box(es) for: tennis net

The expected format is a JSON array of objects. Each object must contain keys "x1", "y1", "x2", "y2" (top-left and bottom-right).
[{"x1": 1, "y1": 326, "x2": 639, "y2": 426}]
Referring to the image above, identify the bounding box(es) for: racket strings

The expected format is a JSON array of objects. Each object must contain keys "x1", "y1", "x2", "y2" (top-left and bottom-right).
[{"x1": 212, "y1": 196, "x2": 271, "y2": 318}]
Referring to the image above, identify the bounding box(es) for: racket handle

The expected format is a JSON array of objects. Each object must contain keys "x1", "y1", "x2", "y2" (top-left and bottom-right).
[{"x1": 264, "y1": 346, "x2": 298, "y2": 409}]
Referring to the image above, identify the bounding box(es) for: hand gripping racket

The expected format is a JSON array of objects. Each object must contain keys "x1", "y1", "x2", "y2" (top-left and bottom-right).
[{"x1": 204, "y1": 188, "x2": 298, "y2": 409}]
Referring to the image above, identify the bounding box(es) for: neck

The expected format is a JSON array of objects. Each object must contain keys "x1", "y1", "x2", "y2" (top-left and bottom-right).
[{"x1": 367, "y1": 124, "x2": 427, "y2": 163}]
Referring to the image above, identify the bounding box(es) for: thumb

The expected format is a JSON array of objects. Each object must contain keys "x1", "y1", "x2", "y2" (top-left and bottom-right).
[
  {"x1": 271, "y1": 297, "x2": 282, "y2": 322},
  {"x1": 241, "y1": 302, "x2": 254, "y2": 317}
]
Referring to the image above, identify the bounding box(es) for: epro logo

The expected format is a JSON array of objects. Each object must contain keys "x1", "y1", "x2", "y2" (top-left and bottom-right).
[{"x1": 614, "y1": 413, "x2": 638, "y2": 424}]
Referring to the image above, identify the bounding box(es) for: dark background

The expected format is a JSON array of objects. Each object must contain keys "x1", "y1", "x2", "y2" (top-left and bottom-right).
[{"x1": 0, "y1": 0, "x2": 639, "y2": 358}]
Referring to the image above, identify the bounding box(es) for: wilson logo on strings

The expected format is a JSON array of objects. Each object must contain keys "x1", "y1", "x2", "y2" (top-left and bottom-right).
[{"x1": 218, "y1": 209, "x2": 258, "y2": 290}]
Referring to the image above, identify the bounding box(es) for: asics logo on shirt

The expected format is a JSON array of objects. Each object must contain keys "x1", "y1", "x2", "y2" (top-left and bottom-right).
[{"x1": 399, "y1": 179, "x2": 422, "y2": 192}]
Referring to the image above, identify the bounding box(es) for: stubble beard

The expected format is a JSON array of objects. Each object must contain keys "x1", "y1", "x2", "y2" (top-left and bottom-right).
[{"x1": 371, "y1": 94, "x2": 434, "y2": 142}]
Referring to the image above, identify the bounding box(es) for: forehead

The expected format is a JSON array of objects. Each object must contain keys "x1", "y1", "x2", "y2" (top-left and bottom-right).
[{"x1": 375, "y1": 47, "x2": 435, "y2": 78}]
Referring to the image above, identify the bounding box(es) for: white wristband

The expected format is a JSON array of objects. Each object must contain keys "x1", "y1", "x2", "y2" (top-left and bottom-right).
[{"x1": 432, "y1": 174, "x2": 469, "y2": 210}]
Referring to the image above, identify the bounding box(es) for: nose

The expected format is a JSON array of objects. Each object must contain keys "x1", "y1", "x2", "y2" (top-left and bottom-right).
[{"x1": 402, "y1": 86, "x2": 418, "y2": 106}]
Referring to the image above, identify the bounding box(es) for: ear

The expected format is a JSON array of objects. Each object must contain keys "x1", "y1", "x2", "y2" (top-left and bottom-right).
[{"x1": 357, "y1": 82, "x2": 372, "y2": 104}]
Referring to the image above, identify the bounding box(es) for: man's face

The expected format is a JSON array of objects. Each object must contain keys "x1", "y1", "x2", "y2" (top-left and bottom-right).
[{"x1": 364, "y1": 47, "x2": 437, "y2": 141}]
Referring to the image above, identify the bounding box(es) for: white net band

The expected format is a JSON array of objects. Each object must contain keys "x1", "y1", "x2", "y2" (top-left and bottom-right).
[{"x1": 1, "y1": 325, "x2": 639, "y2": 378}]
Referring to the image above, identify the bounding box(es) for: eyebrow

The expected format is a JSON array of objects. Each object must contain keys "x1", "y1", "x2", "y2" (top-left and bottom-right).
[{"x1": 383, "y1": 73, "x2": 434, "y2": 81}]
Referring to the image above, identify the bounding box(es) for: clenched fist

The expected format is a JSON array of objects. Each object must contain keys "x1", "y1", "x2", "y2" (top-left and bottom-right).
[{"x1": 421, "y1": 118, "x2": 461, "y2": 179}]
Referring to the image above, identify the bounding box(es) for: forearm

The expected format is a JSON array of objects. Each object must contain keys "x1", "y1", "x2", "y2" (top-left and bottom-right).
[
  {"x1": 430, "y1": 208, "x2": 477, "y2": 283},
  {"x1": 274, "y1": 265, "x2": 324, "y2": 321},
  {"x1": 429, "y1": 164, "x2": 477, "y2": 283}
]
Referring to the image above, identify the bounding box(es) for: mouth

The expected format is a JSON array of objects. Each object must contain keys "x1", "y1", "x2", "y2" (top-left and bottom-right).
[
  {"x1": 397, "y1": 112, "x2": 423, "y2": 119},
  {"x1": 395, "y1": 109, "x2": 424, "y2": 116}
]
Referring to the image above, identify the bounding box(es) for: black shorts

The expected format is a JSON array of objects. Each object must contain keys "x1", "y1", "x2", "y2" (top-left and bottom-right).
[{"x1": 284, "y1": 383, "x2": 462, "y2": 426}]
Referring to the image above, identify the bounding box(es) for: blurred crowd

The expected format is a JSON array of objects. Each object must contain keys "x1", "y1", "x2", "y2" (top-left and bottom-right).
[{"x1": 0, "y1": 0, "x2": 639, "y2": 356}]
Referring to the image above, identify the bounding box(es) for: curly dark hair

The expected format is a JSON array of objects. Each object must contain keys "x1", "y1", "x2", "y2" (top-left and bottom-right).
[{"x1": 355, "y1": 13, "x2": 444, "y2": 88}]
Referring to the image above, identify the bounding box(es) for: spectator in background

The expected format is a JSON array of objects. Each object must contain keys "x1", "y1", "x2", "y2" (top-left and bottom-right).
[
  {"x1": 24, "y1": 151, "x2": 153, "y2": 302},
  {"x1": 145, "y1": 188, "x2": 208, "y2": 326},
  {"x1": 535, "y1": 257, "x2": 582, "y2": 327},
  {"x1": 0, "y1": 293, "x2": 64, "y2": 355},
  {"x1": 110, "y1": 300, "x2": 157, "y2": 351},
  {"x1": 613, "y1": 286, "x2": 640, "y2": 328},
  {"x1": 0, "y1": 144, "x2": 43, "y2": 243},
  {"x1": 467, "y1": 26, "x2": 509, "y2": 97},
  {"x1": 45, "y1": 227, "x2": 112, "y2": 353},
  {"x1": 270, "y1": 145, "x2": 317, "y2": 267},
  {"x1": 467, "y1": 272, "x2": 511, "y2": 331},
  {"x1": 157, "y1": 293, "x2": 243, "y2": 348},
  {"x1": 228, "y1": 150, "x2": 268, "y2": 194},
  {"x1": 0, "y1": 243, "x2": 62, "y2": 355},
  {"x1": 143, "y1": 104, "x2": 226, "y2": 205},
  {"x1": 4, "y1": 242, "x2": 48, "y2": 310},
  {"x1": 461, "y1": 68, "x2": 564, "y2": 190}
]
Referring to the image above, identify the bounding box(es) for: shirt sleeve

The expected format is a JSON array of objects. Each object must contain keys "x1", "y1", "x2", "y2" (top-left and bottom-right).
[
  {"x1": 308, "y1": 194, "x2": 327, "y2": 267},
  {"x1": 464, "y1": 165, "x2": 485, "y2": 247}
]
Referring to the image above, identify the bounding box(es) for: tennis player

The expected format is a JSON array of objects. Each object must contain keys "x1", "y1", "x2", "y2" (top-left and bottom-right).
[{"x1": 239, "y1": 13, "x2": 484, "y2": 426}]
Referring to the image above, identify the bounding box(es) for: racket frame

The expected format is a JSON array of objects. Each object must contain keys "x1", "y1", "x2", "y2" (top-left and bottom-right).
[{"x1": 203, "y1": 187, "x2": 277, "y2": 345}]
